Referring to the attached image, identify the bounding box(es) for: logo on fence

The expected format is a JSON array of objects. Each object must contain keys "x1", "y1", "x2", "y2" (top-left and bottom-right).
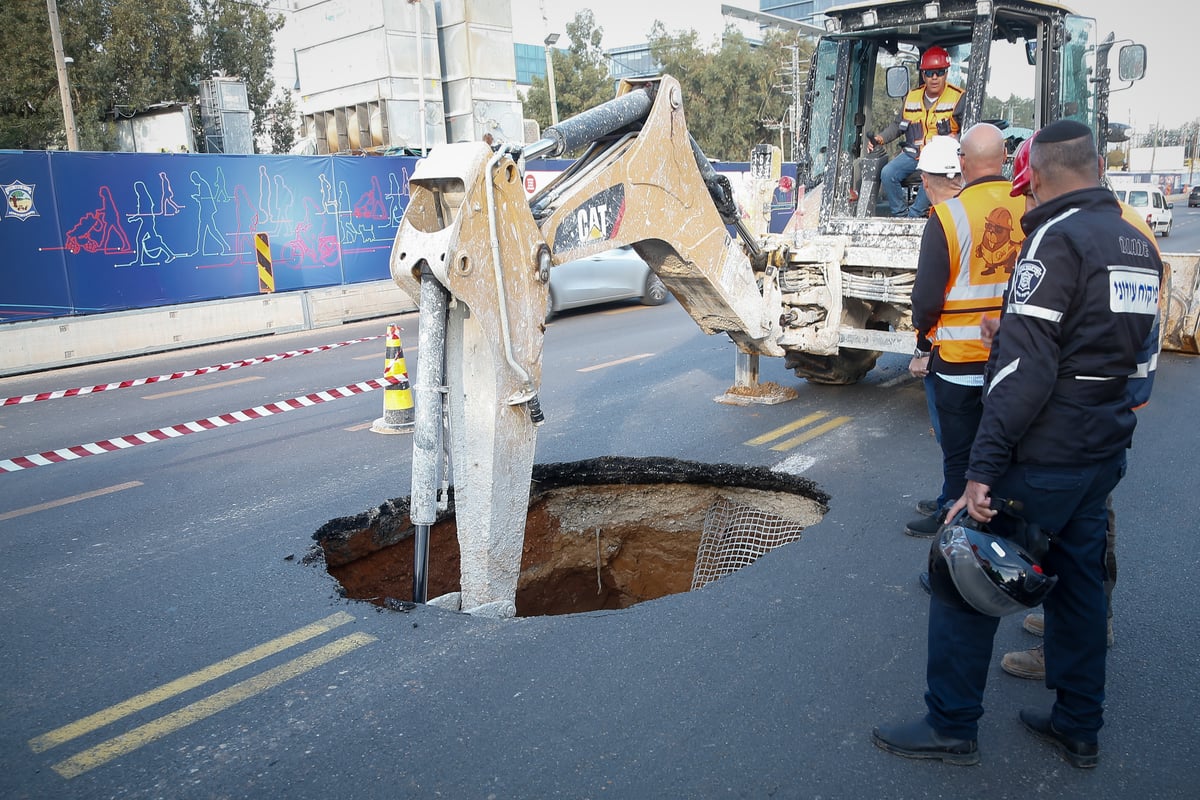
[{"x1": 2, "y1": 181, "x2": 38, "y2": 221}]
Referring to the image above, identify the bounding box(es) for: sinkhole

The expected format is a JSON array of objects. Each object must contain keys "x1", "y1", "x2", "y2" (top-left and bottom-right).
[{"x1": 312, "y1": 456, "x2": 829, "y2": 617}]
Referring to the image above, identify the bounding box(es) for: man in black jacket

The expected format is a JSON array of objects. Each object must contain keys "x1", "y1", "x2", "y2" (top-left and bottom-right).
[{"x1": 873, "y1": 120, "x2": 1163, "y2": 768}]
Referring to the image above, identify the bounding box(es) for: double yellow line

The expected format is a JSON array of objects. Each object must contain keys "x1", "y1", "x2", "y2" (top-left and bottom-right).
[
  {"x1": 745, "y1": 411, "x2": 853, "y2": 451},
  {"x1": 30, "y1": 612, "x2": 376, "y2": 779}
]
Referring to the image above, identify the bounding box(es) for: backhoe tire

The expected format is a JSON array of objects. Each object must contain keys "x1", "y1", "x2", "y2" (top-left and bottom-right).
[{"x1": 786, "y1": 348, "x2": 880, "y2": 385}]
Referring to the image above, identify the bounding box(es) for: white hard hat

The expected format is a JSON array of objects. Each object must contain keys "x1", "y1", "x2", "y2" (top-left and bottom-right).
[{"x1": 917, "y1": 136, "x2": 961, "y2": 177}]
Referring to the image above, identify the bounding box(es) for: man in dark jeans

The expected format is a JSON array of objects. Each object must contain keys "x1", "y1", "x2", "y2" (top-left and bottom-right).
[
  {"x1": 903, "y1": 123, "x2": 1023, "y2": 538},
  {"x1": 874, "y1": 120, "x2": 1163, "y2": 768}
]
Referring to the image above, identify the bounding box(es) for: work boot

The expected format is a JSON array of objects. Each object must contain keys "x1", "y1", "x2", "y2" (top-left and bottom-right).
[
  {"x1": 916, "y1": 498, "x2": 939, "y2": 517},
  {"x1": 1001, "y1": 644, "x2": 1044, "y2": 680},
  {"x1": 1019, "y1": 708, "x2": 1099, "y2": 768},
  {"x1": 872, "y1": 718, "x2": 979, "y2": 766},
  {"x1": 904, "y1": 508, "x2": 946, "y2": 538},
  {"x1": 1023, "y1": 612, "x2": 1114, "y2": 646}
]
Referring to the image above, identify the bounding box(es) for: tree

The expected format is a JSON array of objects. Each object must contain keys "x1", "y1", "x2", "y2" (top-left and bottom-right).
[
  {"x1": 0, "y1": 0, "x2": 281, "y2": 152},
  {"x1": 195, "y1": 0, "x2": 284, "y2": 149},
  {"x1": 0, "y1": 0, "x2": 66, "y2": 149},
  {"x1": 649, "y1": 25, "x2": 799, "y2": 162},
  {"x1": 264, "y1": 88, "x2": 298, "y2": 154},
  {"x1": 523, "y1": 10, "x2": 612, "y2": 132}
]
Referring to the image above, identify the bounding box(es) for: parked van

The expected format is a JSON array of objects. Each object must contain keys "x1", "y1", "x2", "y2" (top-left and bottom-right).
[{"x1": 1113, "y1": 184, "x2": 1173, "y2": 237}]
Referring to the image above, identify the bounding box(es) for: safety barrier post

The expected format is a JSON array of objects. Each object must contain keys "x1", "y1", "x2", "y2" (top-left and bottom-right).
[{"x1": 370, "y1": 324, "x2": 415, "y2": 434}]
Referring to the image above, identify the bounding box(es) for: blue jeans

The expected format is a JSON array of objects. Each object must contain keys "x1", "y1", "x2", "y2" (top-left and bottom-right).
[
  {"x1": 880, "y1": 151, "x2": 930, "y2": 217},
  {"x1": 924, "y1": 453, "x2": 1126, "y2": 742}
]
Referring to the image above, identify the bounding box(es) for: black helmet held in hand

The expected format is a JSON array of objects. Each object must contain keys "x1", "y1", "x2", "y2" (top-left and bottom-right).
[{"x1": 927, "y1": 509, "x2": 1057, "y2": 616}]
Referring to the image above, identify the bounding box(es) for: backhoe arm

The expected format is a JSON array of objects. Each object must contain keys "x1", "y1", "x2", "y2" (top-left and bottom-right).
[{"x1": 389, "y1": 76, "x2": 782, "y2": 614}]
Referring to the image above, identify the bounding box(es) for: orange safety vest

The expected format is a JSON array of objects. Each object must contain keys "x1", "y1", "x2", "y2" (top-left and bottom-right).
[
  {"x1": 901, "y1": 84, "x2": 965, "y2": 153},
  {"x1": 1119, "y1": 201, "x2": 1161, "y2": 254},
  {"x1": 931, "y1": 181, "x2": 1026, "y2": 363}
]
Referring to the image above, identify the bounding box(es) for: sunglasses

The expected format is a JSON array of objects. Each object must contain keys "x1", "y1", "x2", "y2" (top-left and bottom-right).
[{"x1": 923, "y1": 68, "x2": 948, "y2": 78}]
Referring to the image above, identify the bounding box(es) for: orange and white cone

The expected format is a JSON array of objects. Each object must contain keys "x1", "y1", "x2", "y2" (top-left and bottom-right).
[{"x1": 370, "y1": 324, "x2": 415, "y2": 434}]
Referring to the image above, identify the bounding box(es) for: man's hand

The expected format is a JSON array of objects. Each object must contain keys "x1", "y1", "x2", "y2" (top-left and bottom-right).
[
  {"x1": 908, "y1": 353, "x2": 930, "y2": 378},
  {"x1": 946, "y1": 480, "x2": 997, "y2": 525},
  {"x1": 980, "y1": 314, "x2": 1000, "y2": 348}
]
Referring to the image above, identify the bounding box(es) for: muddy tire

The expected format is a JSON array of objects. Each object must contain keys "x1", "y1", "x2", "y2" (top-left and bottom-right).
[{"x1": 785, "y1": 348, "x2": 880, "y2": 385}]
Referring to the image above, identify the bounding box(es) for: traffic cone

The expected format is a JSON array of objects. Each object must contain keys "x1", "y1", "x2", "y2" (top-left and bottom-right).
[{"x1": 370, "y1": 324, "x2": 415, "y2": 434}]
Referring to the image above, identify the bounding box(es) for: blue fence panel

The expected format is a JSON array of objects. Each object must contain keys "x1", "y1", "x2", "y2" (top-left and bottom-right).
[
  {"x1": 328, "y1": 156, "x2": 415, "y2": 284},
  {"x1": 0, "y1": 151, "x2": 72, "y2": 321},
  {"x1": 0, "y1": 151, "x2": 421, "y2": 323},
  {"x1": 1, "y1": 150, "x2": 794, "y2": 324}
]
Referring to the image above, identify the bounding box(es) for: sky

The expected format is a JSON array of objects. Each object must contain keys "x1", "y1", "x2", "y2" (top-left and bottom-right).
[{"x1": 511, "y1": 0, "x2": 1192, "y2": 130}]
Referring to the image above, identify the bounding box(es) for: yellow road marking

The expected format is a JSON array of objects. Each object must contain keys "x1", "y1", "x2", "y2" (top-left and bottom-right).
[
  {"x1": 29, "y1": 612, "x2": 356, "y2": 754},
  {"x1": 142, "y1": 375, "x2": 263, "y2": 400},
  {"x1": 344, "y1": 421, "x2": 375, "y2": 431},
  {"x1": 577, "y1": 353, "x2": 655, "y2": 373},
  {"x1": 353, "y1": 352, "x2": 384, "y2": 361},
  {"x1": 51, "y1": 632, "x2": 377, "y2": 779},
  {"x1": 744, "y1": 412, "x2": 828, "y2": 446},
  {"x1": 600, "y1": 305, "x2": 642, "y2": 316},
  {"x1": 770, "y1": 416, "x2": 853, "y2": 451},
  {"x1": 0, "y1": 481, "x2": 143, "y2": 523}
]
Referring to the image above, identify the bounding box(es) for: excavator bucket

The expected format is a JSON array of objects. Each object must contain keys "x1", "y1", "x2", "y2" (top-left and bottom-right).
[{"x1": 1160, "y1": 253, "x2": 1200, "y2": 353}]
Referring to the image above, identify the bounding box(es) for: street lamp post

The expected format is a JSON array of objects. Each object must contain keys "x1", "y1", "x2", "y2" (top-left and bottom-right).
[
  {"x1": 46, "y1": 0, "x2": 79, "y2": 151},
  {"x1": 544, "y1": 32, "x2": 560, "y2": 127}
]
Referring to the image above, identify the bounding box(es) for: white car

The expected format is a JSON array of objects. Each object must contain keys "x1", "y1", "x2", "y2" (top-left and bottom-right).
[
  {"x1": 547, "y1": 246, "x2": 669, "y2": 320},
  {"x1": 1114, "y1": 184, "x2": 1173, "y2": 237}
]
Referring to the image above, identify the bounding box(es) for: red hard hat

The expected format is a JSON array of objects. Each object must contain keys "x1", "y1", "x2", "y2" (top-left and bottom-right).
[
  {"x1": 1010, "y1": 133, "x2": 1036, "y2": 197},
  {"x1": 920, "y1": 46, "x2": 951, "y2": 70}
]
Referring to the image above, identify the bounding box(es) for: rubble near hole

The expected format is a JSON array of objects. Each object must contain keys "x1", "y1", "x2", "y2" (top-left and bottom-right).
[{"x1": 312, "y1": 457, "x2": 829, "y2": 617}]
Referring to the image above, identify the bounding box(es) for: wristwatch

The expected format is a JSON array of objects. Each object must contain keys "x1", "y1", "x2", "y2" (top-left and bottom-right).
[{"x1": 914, "y1": 348, "x2": 930, "y2": 359}]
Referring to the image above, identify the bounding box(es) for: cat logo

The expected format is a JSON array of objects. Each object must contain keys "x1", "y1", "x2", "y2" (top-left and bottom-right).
[{"x1": 552, "y1": 184, "x2": 626, "y2": 251}]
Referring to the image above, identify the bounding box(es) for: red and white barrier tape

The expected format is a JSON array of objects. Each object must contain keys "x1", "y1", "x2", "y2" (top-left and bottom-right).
[
  {"x1": 1, "y1": 335, "x2": 383, "y2": 407},
  {"x1": 0, "y1": 376, "x2": 398, "y2": 474}
]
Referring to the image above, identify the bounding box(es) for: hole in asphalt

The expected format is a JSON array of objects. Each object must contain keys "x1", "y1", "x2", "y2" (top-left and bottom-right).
[{"x1": 312, "y1": 456, "x2": 828, "y2": 617}]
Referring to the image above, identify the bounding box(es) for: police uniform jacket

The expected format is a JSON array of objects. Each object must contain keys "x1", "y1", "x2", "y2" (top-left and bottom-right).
[{"x1": 965, "y1": 186, "x2": 1163, "y2": 485}]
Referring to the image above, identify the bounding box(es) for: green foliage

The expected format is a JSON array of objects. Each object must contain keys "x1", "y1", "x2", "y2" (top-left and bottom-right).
[
  {"x1": 195, "y1": 0, "x2": 284, "y2": 147},
  {"x1": 0, "y1": 0, "x2": 282, "y2": 152},
  {"x1": 0, "y1": 0, "x2": 64, "y2": 149},
  {"x1": 264, "y1": 88, "x2": 298, "y2": 154},
  {"x1": 521, "y1": 11, "x2": 811, "y2": 163},
  {"x1": 650, "y1": 26, "x2": 809, "y2": 162},
  {"x1": 523, "y1": 10, "x2": 613, "y2": 132}
]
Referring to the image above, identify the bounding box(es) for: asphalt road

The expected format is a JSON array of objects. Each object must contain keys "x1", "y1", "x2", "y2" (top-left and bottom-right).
[{"x1": 1, "y1": 290, "x2": 1198, "y2": 799}]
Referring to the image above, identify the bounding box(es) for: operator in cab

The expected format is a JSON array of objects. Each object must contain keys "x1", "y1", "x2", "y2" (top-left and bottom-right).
[{"x1": 867, "y1": 46, "x2": 966, "y2": 218}]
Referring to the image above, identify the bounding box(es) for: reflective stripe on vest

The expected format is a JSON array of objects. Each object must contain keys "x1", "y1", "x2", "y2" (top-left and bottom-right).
[
  {"x1": 901, "y1": 84, "x2": 964, "y2": 150},
  {"x1": 932, "y1": 181, "x2": 1026, "y2": 363}
]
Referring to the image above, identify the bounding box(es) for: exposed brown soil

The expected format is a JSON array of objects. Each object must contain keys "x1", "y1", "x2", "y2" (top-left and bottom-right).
[{"x1": 312, "y1": 456, "x2": 828, "y2": 616}]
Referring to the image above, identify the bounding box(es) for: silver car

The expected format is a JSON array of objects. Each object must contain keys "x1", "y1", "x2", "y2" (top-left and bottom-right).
[{"x1": 546, "y1": 245, "x2": 669, "y2": 320}]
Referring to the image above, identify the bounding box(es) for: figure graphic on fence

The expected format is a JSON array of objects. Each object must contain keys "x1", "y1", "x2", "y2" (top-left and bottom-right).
[
  {"x1": 159, "y1": 171, "x2": 184, "y2": 216},
  {"x1": 120, "y1": 180, "x2": 178, "y2": 266},
  {"x1": 64, "y1": 186, "x2": 132, "y2": 255},
  {"x1": 258, "y1": 165, "x2": 274, "y2": 225},
  {"x1": 190, "y1": 170, "x2": 230, "y2": 255}
]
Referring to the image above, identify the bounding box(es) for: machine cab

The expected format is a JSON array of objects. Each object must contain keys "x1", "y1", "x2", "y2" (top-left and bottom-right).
[{"x1": 796, "y1": 0, "x2": 1144, "y2": 227}]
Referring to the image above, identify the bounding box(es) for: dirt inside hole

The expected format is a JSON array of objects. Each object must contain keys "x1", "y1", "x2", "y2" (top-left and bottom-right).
[{"x1": 312, "y1": 456, "x2": 828, "y2": 617}]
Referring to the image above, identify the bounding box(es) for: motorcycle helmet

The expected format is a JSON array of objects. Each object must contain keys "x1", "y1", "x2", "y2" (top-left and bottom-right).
[
  {"x1": 1009, "y1": 133, "x2": 1036, "y2": 198},
  {"x1": 920, "y1": 46, "x2": 952, "y2": 71},
  {"x1": 927, "y1": 510, "x2": 1057, "y2": 616}
]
